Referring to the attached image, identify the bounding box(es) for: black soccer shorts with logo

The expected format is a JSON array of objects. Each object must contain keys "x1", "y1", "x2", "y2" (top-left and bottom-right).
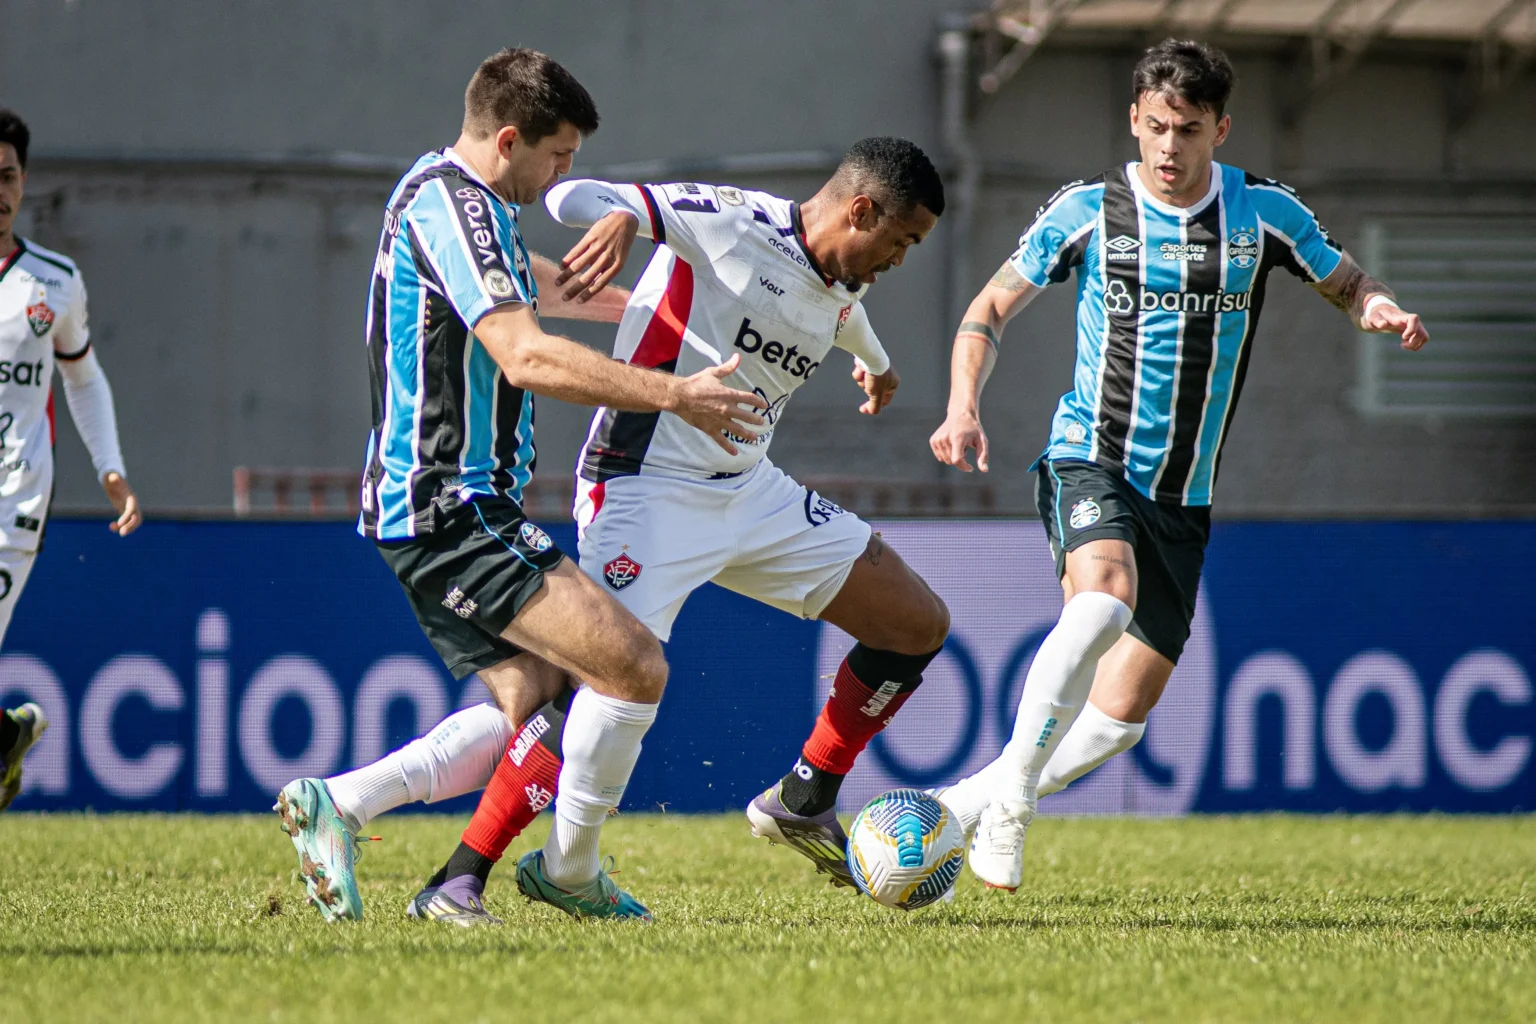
[
  {"x1": 375, "y1": 496, "x2": 566, "y2": 679},
  {"x1": 1035, "y1": 458, "x2": 1211, "y2": 663}
]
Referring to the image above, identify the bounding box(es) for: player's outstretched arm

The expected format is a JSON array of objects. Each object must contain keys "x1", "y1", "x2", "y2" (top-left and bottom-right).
[
  {"x1": 1312, "y1": 252, "x2": 1429, "y2": 351},
  {"x1": 475, "y1": 303, "x2": 768, "y2": 456},
  {"x1": 530, "y1": 253, "x2": 630, "y2": 323},
  {"x1": 929, "y1": 262, "x2": 1042, "y2": 473}
]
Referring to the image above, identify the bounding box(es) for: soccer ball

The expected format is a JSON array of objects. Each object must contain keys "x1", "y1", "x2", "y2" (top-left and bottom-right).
[{"x1": 845, "y1": 788, "x2": 965, "y2": 910}]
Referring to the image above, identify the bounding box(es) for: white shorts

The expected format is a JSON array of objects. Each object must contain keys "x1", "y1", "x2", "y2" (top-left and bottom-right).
[
  {"x1": 574, "y1": 460, "x2": 871, "y2": 642},
  {"x1": 0, "y1": 546, "x2": 38, "y2": 648}
]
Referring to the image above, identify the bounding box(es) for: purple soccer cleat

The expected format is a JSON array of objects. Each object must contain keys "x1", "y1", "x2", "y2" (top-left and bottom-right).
[{"x1": 746, "y1": 783, "x2": 855, "y2": 888}]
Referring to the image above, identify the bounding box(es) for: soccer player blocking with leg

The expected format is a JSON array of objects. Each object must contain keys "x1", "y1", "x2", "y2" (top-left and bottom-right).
[
  {"x1": 310, "y1": 139, "x2": 955, "y2": 924},
  {"x1": 929, "y1": 39, "x2": 1429, "y2": 891},
  {"x1": 0, "y1": 109, "x2": 143, "y2": 811},
  {"x1": 273, "y1": 48, "x2": 768, "y2": 923}
]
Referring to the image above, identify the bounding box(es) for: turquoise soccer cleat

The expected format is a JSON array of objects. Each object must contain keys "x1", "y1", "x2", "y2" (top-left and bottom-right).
[
  {"x1": 274, "y1": 778, "x2": 365, "y2": 922},
  {"x1": 1, "y1": 703, "x2": 48, "y2": 812},
  {"x1": 515, "y1": 851, "x2": 653, "y2": 922}
]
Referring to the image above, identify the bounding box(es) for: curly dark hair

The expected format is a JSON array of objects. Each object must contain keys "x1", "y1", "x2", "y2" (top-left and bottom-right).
[
  {"x1": 464, "y1": 48, "x2": 599, "y2": 143},
  {"x1": 0, "y1": 109, "x2": 30, "y2": 169},
  {"x1": 1133, "y1": 39, "x2": 1236, "y2": 117},
  {"x1": 833, "y1": 136, "x2": 946, "y2": 219}
]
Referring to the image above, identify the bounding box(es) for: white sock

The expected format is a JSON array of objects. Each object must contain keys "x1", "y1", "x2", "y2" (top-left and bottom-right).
[
  {"x1": 994, "y1": 592, "x2": 1132, "y2": 810},
  {"x1": 326, "y1": 702, "x2": 512, "y2": 830},
  {"x1": 1038, "y1": 701, "x2": 1146, "y2": 797},
  {"x1": 542, "y1": 688, "x2": 657, "y2": 888}
]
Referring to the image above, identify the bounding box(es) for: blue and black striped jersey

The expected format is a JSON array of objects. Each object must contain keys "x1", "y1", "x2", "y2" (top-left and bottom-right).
[
  {"x1": 1014, "y1": 162, "x2": 1343, "y2": 506},
  {"x1": 358, "y1": 149, "x2": 538, "y2": 541}
]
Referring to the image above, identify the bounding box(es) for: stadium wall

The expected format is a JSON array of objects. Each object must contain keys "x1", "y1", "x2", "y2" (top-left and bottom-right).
[
  {"x1": 3, "y1": 517, "x2": 1530, "y2": 816},
  {"x1": 3, "y1": 1, "x2": 1533, "y2": 516}
]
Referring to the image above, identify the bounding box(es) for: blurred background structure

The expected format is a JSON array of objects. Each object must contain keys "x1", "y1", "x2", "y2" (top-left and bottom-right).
[{"x1": 3, "y1": 0, "x2": 1534, "y2": 518}]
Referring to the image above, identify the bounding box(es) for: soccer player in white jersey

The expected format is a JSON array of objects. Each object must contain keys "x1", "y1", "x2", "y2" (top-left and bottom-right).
[
  {"x1": 300, "y1": 139, "x2": 954, "y2": 925},
  {"x1": 927, "y1": 40, "x2": 1429, "y2": 890},
  {"x1": 0, "y1": 109, "x2": 142, "y2": 810}
]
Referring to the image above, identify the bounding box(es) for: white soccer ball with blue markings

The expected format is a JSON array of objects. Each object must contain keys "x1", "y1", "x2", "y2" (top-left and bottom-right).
[{"x1": 845, "y1": 788, "x2": 965, "y2": 910}]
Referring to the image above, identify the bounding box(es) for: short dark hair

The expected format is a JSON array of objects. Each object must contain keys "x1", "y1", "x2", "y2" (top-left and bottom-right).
[
  {"x1": 1132, "y1": 39, "x2": 1235, "y2": 117},
  {"x1": 463, "y1": 48, "x2": 599, "y2": 143},
  {"x1": 0, "y1": 109, "x2": 30, "y2": 169},
  {"x1": 831, "y1": 137, "x2": 945, "y2": 219}
]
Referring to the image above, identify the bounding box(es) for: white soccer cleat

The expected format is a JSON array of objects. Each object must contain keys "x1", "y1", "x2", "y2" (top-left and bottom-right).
[{"x1": 967, "y1": 799, "x2": 1032, "y2": 892}]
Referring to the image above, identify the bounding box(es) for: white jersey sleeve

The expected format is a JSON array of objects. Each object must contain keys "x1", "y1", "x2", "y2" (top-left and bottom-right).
[
  {"x1": 545, "y1": 179, "x2": 755, "y2": 268},
  {"x1": 50, "y1": 271, "x2": 90, "y2": 358},
  {"x1": 829, "y1": 301, "x2": 889, "y2": 375}
]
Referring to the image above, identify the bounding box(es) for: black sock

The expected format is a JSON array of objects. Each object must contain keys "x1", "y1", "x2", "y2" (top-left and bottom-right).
[
  {"x1": 778, "y1": 757, "x2": 845, "y2": 817},
  {"x1": 0, "y1": 710, "x2": 18, "y2": 754},
  {"x1": 424, "y1": 863, "x2": 449, "y2": 890},
  {"x1": 441, "y1": 841, "x2": 496, "y2": 884}
]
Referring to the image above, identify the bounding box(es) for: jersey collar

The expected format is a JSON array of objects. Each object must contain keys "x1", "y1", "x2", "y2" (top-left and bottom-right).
[
  {"x1": 442, "y1": 147, "x2": 520, "y2": 215},
  {"x1": 1126, "y1": 160, "x2": 1223, "y2": 218},
  {"x1": 789, "y1": 202, "x2": 836, "y2": 289},
  {"x1": 0, "y1": 239, "x2": 25, "y2": 283}
]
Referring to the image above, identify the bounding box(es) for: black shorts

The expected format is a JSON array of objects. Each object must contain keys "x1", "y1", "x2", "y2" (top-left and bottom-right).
[
  {"x1": 1036, "y1": 458, "x2": 1210, "y2": 664},
  {"x1": 375, "y1": 497, "x2": 566, "y2": 680}
]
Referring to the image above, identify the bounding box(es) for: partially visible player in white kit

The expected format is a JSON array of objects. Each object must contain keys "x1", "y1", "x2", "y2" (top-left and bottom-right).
[
  {"x1": 0, "y1": 109, "x2": 142, "y2": 810},
  {"x1": 291, "y1": 139, "x2": 956, "y2": 925}
]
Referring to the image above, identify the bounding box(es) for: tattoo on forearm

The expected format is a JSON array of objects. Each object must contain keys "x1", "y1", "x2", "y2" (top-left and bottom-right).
[
  {"x1": 957, "y1": 320, "x2": 1000, "y2": 352},
  {"x1": 1317, "y1": 259, "x2": 1395, "y2": 323},
  {"x1": 989, "y1": 262, "x2": 1029, "y2": 292},
  {"x1": 862, "y1": 533, "x2": 885, "y2": 566},
  {"x1": 1090, "y1": 554, "x2": 1132, "y2": 570}
]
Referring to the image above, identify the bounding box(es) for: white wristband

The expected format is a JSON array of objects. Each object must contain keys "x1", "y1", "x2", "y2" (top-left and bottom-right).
[{"x1": 1363, "y1": 294, "x2": 1399, "y2": 319}]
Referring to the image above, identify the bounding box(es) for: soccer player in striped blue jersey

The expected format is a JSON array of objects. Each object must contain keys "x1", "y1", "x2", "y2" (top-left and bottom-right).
[
  {"x1": 276, "y1": 48, "x2": 767, "y2": 924},
  {"x1": 930, "y1": 39, "x2": 1429, "y2": 890}
]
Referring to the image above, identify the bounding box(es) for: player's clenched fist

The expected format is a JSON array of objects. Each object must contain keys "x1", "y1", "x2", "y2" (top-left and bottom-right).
[
  {"x1": 930, "y1": 409, "x2": 989, "y2": 473},
  {"x1": 668, "y1": 354, "x2": 770, "y2": 456}
]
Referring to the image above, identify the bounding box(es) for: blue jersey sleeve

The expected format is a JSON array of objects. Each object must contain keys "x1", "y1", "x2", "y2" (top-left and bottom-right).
[
  {"x1": 1009, "y1": 180, "x2": 1103, "y2": 288},
  {"x1": 1248, "y1": 178, "x2": 1344, "y2": 283},
  {"x1": 405, "y1": 178, "x2": 531, "y2": 327}
]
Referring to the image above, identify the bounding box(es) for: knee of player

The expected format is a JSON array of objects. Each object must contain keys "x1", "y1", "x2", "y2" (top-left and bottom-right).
[
  {"x1": 916, "y1": 593, "x2": 951, "y2": 653},
  {"x1": 622, "y1": 633, "x2": 668, "y2": 702}
]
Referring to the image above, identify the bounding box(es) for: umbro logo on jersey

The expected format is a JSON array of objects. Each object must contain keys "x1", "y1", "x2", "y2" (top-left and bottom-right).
[
  {"x1": 604, "y1": 553, "x2": 642, "y2": 590},
  {"x1": 25, "y1": 302, "x2": 55, "y2": 337},
  {"x1": 1105, "y1": 235, "x2": 1142, "y2": 262}
]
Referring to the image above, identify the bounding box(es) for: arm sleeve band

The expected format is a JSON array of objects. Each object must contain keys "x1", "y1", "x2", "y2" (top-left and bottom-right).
[
  {"x1": 544, "y1": 180, "x2": 651, "y2": 237},
  {"x1": 831, "y1": 302, "x2": 890, "y2": 375},
  {"x1": 57, "y1": 346, "x2": 126, "y2": 480}
]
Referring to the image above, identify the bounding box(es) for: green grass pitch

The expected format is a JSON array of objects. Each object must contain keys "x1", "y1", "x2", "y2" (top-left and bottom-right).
[{"x1": 2, "y1": 813, "x2": 1531, "y2": 1022}]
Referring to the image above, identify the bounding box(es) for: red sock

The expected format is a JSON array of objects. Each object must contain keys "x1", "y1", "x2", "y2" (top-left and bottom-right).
[
  {"x1": 460, "y1": 698, "x2": 566, "y2": 861},
  {"x1": 800, "y1": 655, "x2": 920, "y2": 775}
]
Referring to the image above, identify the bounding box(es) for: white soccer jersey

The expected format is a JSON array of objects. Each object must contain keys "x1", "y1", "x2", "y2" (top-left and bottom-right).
[
  {"x1": 579, "y1": 183, "x2": 883, "y2": 482},
  {"x1": 0, "y1": 240, "x2": 89, "y2": 551}
]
